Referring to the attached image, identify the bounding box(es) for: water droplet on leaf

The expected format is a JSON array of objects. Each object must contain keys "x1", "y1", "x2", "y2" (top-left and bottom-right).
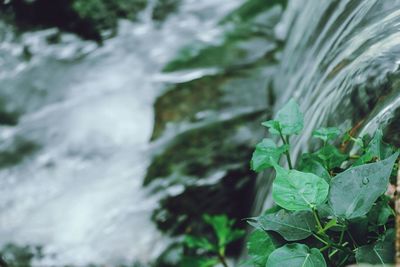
[{"x1": 362, "y1": 177, "x2": 369, "y2": 185}]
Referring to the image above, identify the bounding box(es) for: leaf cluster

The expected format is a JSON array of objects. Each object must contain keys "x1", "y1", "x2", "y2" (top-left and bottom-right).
[{"x1": 247, "y1": 99, "x2": 399, "y2": 266}]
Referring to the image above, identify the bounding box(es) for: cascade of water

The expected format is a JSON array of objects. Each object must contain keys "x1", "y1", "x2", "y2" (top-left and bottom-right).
[
  {"x1": 0, "y1": 0, "x2": 242, "y2": 265},
  {"x1": 260, "y1": 0, "x2": 400, "y2": 210}
]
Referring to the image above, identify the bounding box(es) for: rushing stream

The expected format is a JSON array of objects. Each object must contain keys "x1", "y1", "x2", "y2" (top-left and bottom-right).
[
  {"x1": 258, "y1": 0, "x2": 400, "y2": 210},
  {"x1": 0, "y1": 0, "x2": 241, "y2": 265}
]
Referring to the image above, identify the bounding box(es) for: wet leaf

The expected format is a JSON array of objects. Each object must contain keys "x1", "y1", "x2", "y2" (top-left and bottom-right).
[
  {"x1": 247, "y1": 230, "x2": 275, "y2": 267},
  {"x1": 267, "y1": 243, "x2": 327, "y2": 267},
  {"x1": 328, "y1": 152, "x2": 399, "y2": 219},
  {"x1": 272, "y1": 166, "x2": 329, "y2": 211},
  {"x1": 258, "y1": 209, "x2": 316, "y2": 241},
  {"x1": 250, "y1": 139, "x2": 288, "y2": 172},
  {"x1": 312, "y1": 127, "x2": 341, "y2": 143},
  {"x1": 262, "y1": 99, "x2": 303, "y2": 136}
]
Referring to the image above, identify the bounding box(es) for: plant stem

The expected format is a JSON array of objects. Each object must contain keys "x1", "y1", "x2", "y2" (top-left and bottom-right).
[
  {"x1": 218, "y1": 253, "x2": 229, "y2": 267},
  {"x1": 312, "y1": 208, "x2": 323, "y2": 231},
  {"x1": 279, "y1": 132, "x2": 293, "y2": 169}
]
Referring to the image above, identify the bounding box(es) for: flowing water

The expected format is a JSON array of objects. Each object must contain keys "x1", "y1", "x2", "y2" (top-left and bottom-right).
[
  {"x1": 0, "y1": 0, "x2": 241, "y2": 265},
  {"x1": 260, "y1": 0, "x2": 400, "y2": 209}
]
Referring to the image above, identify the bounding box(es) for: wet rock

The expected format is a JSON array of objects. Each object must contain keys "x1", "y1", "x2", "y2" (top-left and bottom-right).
[
  {"x1": 162, "y1": 3, "x2": 283, "y2": 72},
  {"x1": 151, "y1": 68, "x2": 272, "y2": 140}
]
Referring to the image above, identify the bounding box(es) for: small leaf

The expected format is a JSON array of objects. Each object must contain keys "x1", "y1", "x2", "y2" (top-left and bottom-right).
[
  {"x1": 247, "y1": 230, "x2": 275, "y2": 267},
  {"x1": 258, "y1": 209, "x2": 316, "y2": 241},
  {"x1": 298, "y1": 153, "x2": 331, "y2": 182},
  {"x1": 261, "y1": 120, "x2": 281, "y2": 135},
  {"x1": 354, "y1": 129, "x2": 396, "y2": 165},
  {"x1": 262, "y1": 99, "x2": 303, "y2": 136},
  {"x1": 267, "y1": 243, "x2": 327, "y2": 267},
  {"x1": 203, "y1": 215, "x2": 244, "y2": 254},
  {"x1": 250, "y1": 139, "x2": 288, "y2": 172},
  {"x1": 314, "y1": 145, "x2": 347, "y2": 170},
  {"x1": 272, "y1": 167, "x2": 329, "y2": 211},
  {"x1": 313, "y1": 127, "x2": 341, "y2": 143},
  {"x1": 328, "y1": 152, "x2": 399, "y2": 219},
  {"x1": 356, "y1": 229, "x2": 395, "y2": 265}
]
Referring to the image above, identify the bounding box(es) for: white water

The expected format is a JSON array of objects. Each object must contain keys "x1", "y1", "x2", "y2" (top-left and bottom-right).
[{"x1": 0, "y1": 0, "x2": 241, "y2": 265}]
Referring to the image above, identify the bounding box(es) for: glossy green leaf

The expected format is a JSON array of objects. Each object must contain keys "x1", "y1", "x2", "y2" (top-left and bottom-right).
[
  {"x1": 250, "y1": 139, "x2": 288, "y2": 172},
  {"x1": 356, "y1": 229, "x2": 395, "y2": 265},
  {"x1": 258, "y1": 209, "x2": 316, "y2": 241},
  {"x1": 272, "y1": 166, "x2": 329, "y2": 211},
  {"x1": 313, "y1": 127, "x2": 341, "y2": 143},
  {"x1": 247, "y1": 230, "x2": 275, "y2": 267},
  {"x1": 267, "y1": 243, "x2": 327, "y2": 267},
  {"x1": 262, "y1": 99, "x2": 303, "y2": 136},
  {"x1": 328, "y1": 152, "x2": 399, "y2": 219}
]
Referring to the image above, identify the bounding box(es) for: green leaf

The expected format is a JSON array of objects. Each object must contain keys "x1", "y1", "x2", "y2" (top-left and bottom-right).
[
  {"x1": 258, "y1": 209, "x2": 316, "y2": 241},
  {"x1": 354, "y1": 129, "x2": 396, "y2": 166},
  {"x1": 262, "y1": 99, "x2": 303, "y2": 136},
  {"x1": 272, "y1": 167, "x2": 329, "y2": 211},
  {"x1": 266, "y1": 243, "x2": 327, "y2": 267},
  {"x1": 250, "y1": 139, "x2": 288, "y2": 172},
  {"x1": 314, "y1": 145, "x2": 347, "y2": 170},
  {"x1": 184, "y1": 235, "x2": 215, "y2": 252},
  {"x1": 247, "y1": 230, "x2": 276, "y2": 267},
  {"x1": 298, "y1": 153, "x2": 331, "y2": 182},
  {"x1": 313, "y1": 127, "x2": 341, "y2": 143},
  {"x1": 328, "y1": 152, "x2": 399, "y2": 219},
  {"x1": 203, "y1": 215, "x2": 244, "y2": 254},
  {"x1": 356, "y1": 229, "x2": 395, "y2": 265}
]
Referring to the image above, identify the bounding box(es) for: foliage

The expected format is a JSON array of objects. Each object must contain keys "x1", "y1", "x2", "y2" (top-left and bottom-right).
[
  {"x1": 247, "y1": 99, "x2": 398, "y2": 266},
  {"x1": 182, "y1": 214, "x2": 245, "y2": 267}
]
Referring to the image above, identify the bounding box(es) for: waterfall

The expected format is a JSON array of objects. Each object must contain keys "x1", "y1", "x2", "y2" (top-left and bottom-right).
[
  {"x1": 259, "y1": 0, "x2": 400, "y2": 211},
  {"x1": 0, "y1": 0, "x2": 242, "y2": 265}
]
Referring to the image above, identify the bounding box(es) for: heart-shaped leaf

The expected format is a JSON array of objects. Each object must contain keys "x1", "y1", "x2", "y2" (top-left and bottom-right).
[
  {"x1": 267, "y1": 243, "x2": 327, "y2": 267},
  {"x1": 258, "y1": 209, "x2": 316, "y2": 241},
  {"x1": 313, "y1": 127, "x2": 341, "y2": 143},
  {"x1": 328, "y1": 152, "x2": 399, "y2": 219},
  {"x1": 272, "y1": 167, "x2": 329, "y2": 211},
  {"x1": 262, "y1": 99, "x2": 303, "y2": 136},
  {"x1": 251, "y1": 139, "x2": 288, "y2": 172}
]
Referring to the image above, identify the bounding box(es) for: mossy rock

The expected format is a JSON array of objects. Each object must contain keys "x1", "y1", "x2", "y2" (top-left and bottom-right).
[
  {"x1": 145, "y1": 110, "x2": 267, "y2": 185},
  {"x1": 151, "y1": 68, "x2": 271, "y2": 140}
]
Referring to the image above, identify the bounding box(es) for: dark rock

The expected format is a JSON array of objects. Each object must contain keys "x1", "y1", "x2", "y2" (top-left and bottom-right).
[{"x1": 0, "y1": 0, "x2": 147, "y2": 41}]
